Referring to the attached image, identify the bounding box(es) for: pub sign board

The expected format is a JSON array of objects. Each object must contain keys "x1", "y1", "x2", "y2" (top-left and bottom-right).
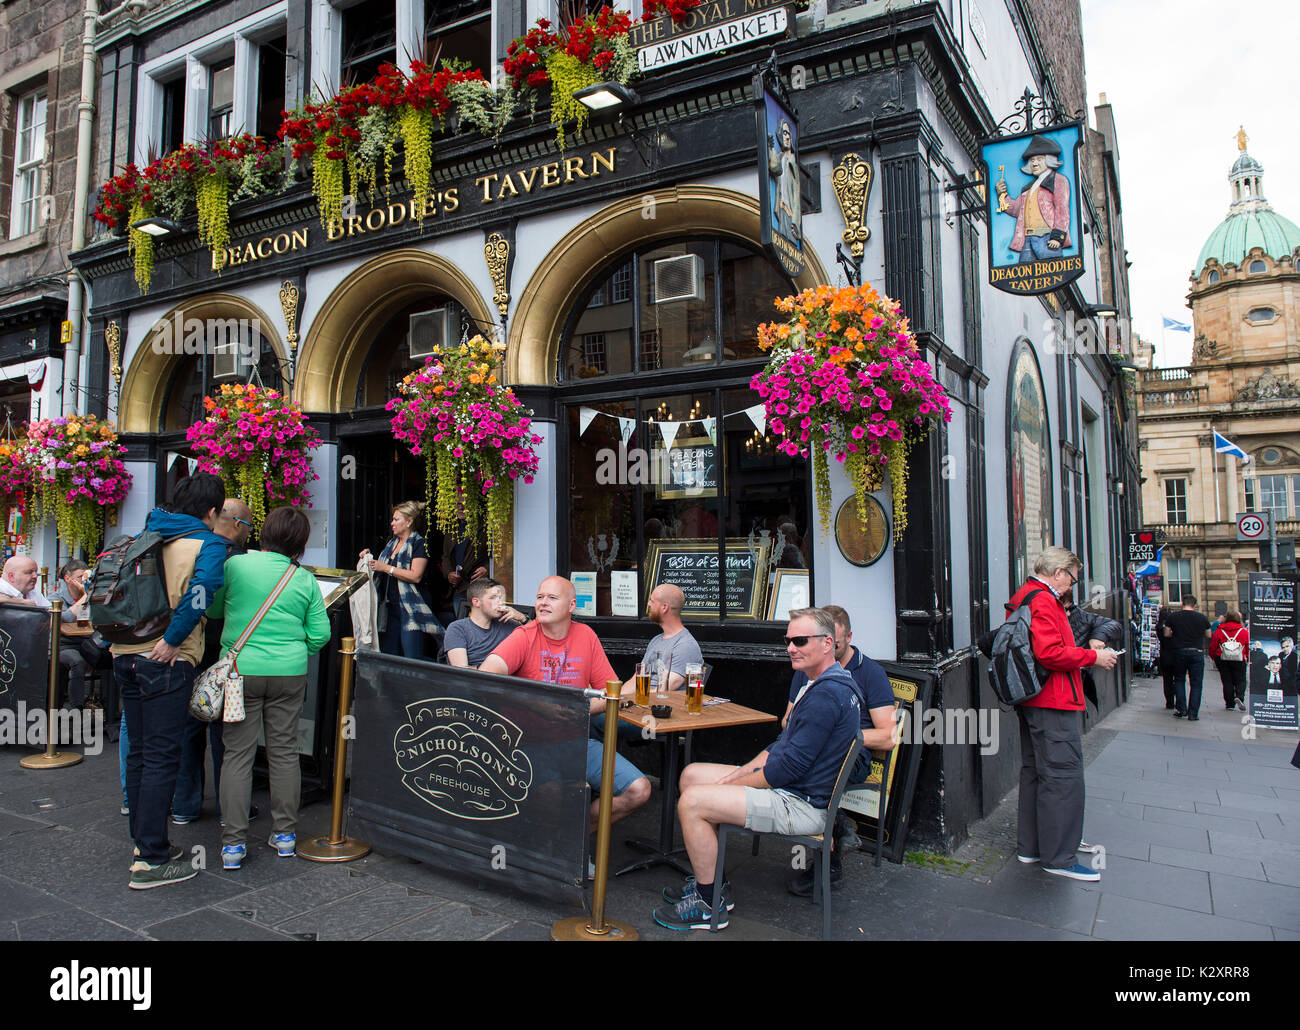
[
  {"x1": 644, "y1": 537, "x2": 771, "y2": 619},
  {"x1": 0, "y1": 602, "x2": 52, "y2": 713},
  {"x1": 981, "y1": 123, "x2": 1085, "y2": 295},
  {"x1": 349, "y1": 653, "x2": 592, "y2": 901},
  {"x1": 755, "y1": 74, "x2": 803, "y2": 278}
]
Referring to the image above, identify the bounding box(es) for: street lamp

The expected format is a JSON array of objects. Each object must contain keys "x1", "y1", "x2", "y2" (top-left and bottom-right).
[{"x1": 129, "y1": 216, "x2": 182, "y2": 237}]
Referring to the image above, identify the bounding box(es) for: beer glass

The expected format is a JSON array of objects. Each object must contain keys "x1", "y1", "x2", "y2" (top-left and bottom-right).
[
  {"x1": 686, "y1": 663, "x2": 705, "y2": 715},
  {"x1": 634, "y1": 662, "x2": 650, "y2": 706},
  {"x1": 652, "y1": 653, "x2": 669, "y2": 700}
]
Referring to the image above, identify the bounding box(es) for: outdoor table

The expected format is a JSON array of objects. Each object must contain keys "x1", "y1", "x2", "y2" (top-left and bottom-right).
[{"x1": 613, "y1": 690, "x2": 777, "y2": 876}]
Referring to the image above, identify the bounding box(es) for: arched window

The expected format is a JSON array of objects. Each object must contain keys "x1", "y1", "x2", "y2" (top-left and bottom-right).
[
  {"x1": 355, "y1": 296, "x2": 471, "y2": 409},
  {"x1": 1249, "y1": 259, "x2": 1267, "y2": 274},
  {"x1": 1007, "y1": 339, "x2": 1054, "y2": 592},
  {"x1": 559, "y1": 237, "x2": 811, "y2": 621},
  {"x1": 560, "y1": 238, "x2": 790, "y2": 381},
  {"x1": 1209, "y1": 270, "x2": 1220, "y2": 284},
  {"x1": 159, "y1": 329, "x2": 284, "y2": 432}
]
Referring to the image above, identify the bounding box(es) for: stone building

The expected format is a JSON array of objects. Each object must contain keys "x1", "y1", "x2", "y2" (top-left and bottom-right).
[
  {"x1": 1137, "y1": 132, "x2": 1300, "y2": 610},
  {"x1": 62, "y1": 0, "x2": 1135, "y2": 853}
]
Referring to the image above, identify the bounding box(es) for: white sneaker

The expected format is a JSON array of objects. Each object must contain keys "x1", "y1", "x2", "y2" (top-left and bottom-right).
[
  {"x1": 1016, "y1": 854, "x2": 1039, "y2": 864},
  {"x1": 1077, "y1": 841, "x2": 1101, "y2": 855}
]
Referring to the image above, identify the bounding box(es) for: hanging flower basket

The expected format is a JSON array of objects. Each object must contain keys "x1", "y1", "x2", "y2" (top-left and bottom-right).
[
  {"x1": 388, "y1": 335, "x2": 543, "y2": 550},
  {"x1": 0, "y1": 435, "x2": 36, "y2": 539},
  {"x1": 750, "y1": 284, "x2": 953, "y2": 537},
  {"x1": 186, "y1": 384, "x2": 321, "y2": 530},
  {"x1": 24, "y1": 415, "x2": 133, "y2": 554}
]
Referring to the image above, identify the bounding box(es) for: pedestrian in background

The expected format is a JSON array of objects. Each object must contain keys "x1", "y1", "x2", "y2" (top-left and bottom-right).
[
  {"x1": 361, "y1": 500, "x2": 441, "y2": 660},
  {"x1": 1163, "y1": 595, "x2": 1212, "y2": 721},
  {"x1": 1210, "y1": 609, "x2": 1248, "y2": 712}
]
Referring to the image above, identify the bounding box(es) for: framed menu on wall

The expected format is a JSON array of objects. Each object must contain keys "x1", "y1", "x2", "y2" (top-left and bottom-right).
[{"x1": 644, "y1": 537, "x2": 771, "y2": 620}]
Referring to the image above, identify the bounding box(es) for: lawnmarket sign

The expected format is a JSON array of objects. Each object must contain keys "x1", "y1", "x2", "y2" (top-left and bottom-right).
[{"x1": 631, "y1": 0, "x2": 790, "y2": 72}]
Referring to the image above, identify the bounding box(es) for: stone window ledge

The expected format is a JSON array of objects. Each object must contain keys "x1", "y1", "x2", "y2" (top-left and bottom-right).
[{"x1": 0, "y1": 226, "x2": 49, "y2": 257}]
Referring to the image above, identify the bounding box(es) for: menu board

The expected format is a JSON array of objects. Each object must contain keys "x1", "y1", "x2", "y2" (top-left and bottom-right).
[{"x1": 644, "y1": 537, "x2": 771, "y2": 620}]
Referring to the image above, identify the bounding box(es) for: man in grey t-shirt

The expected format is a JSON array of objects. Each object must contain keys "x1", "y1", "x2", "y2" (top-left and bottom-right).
[
  {"x1": 622, "y1": 584, "x2": 703, "y2": 694},
  {"x1": 444, "y1": 579, "x2": 527, "y2": 667}
]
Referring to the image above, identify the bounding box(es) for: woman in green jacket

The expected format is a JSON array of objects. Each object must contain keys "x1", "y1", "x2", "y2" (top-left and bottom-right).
[{"x1": 210, "y1": 506, "x2": 330, "y2": 870}]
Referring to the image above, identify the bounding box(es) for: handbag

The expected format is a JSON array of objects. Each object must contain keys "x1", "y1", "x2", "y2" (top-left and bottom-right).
[{"x1": 189, "y1": 564, "x2": 298, "y2": 723}]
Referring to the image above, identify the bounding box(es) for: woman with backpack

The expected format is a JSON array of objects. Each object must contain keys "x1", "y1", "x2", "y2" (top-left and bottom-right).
[
  {"x1": 360, "y1": 500, "x2": 442, "y2": 660},
  {"x1": 1210, "y1": 609, "x2": 1248, "y2": 711}
]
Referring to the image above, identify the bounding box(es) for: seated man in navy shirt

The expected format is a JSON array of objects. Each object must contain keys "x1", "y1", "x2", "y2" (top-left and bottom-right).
[
  {"x1": 653, "y1": 608, "x2": 860, "y2": 931},
  {"x1": 781, "y1": 603, "x2": 896, "y2": 895}
]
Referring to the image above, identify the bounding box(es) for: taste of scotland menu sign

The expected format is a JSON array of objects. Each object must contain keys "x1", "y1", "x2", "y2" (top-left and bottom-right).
[{"x1": 644, "y1": 538, "x2": 771, "y2": 620}]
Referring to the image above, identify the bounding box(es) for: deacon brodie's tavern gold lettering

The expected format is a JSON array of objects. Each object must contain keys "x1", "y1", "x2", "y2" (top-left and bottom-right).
[{"x1": 210, "y1": 147, "x2": 618, "y2": 271}]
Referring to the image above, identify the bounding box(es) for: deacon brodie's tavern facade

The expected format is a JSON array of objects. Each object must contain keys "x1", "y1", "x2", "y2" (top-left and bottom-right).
[{"x1": 69, "y1": 0, "x2": 1136, "y2": 851}]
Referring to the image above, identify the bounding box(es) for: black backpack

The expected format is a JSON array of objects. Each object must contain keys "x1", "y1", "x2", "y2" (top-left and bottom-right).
[
  {"x1": 87, "y1": 531, "x2": 190, "y2": 644},
  {"x1": 976, "y1": 589, "x2": 1050, "y2": 705}
]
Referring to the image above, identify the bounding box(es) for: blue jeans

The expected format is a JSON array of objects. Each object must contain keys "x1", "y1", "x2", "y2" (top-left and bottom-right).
[
  {"x1": 116, "y1": 654, "x2": 196, "y2": 864},
  {"x1": 173, "y1": 717, "x2": 225, "y2": 820},
  {"x1": 119, "y1": 713, "x2": 128, "y2": 807},
  {"x1": 1019, "y1": 235, "x2": 1058, "y2": 263},
  {"x1": 1172, "y1": 649, "x2": 1205, "y2": 717},
  {"x1": 380, "y1": 603, "x2": 427, "y2": 660}
]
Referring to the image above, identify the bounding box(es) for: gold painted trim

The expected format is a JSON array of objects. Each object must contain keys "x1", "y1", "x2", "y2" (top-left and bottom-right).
[
  {"x1": 296, "y1": 249, "x2": 493, "y2": 412},
  {"x1": 117, "y1": 293, "x2": 287, "y2": 434},
  {"x1": 279, "y1": 280, "x2": 301, "y2": 355},
  {"x1": 831, "y1": 154, "x2": 872, "y2": 257},
  {"x1": 506, "y1": 185, "x2": 830, "y2": 386},
  {"x1": 485, "y1": 232, "x2": 510, "y2": 319},
  {"x1": 104, "y1": 321, "x2": 122, "y2": 386}
]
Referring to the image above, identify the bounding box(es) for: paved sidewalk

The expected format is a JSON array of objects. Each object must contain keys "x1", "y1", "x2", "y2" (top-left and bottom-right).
[{"x1": 1, "y1": 673, "x2": 1297, "y2": 940}]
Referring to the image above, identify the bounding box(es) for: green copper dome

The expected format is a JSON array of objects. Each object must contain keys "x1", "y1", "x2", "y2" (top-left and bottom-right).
[{"x1": 1196, "y1": 144, "x2": 1300, "y2": 272}]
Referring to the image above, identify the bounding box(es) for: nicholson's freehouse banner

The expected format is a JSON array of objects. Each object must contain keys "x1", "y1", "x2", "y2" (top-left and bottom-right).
[{"x1": 981, "y1": 123, "x2": 1086, "y2": 295}]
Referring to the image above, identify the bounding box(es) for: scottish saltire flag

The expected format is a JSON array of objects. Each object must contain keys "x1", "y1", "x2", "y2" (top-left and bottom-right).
[
  {"x1": 1213, "y1": 431, "x2": 1249, "y2": 461},
  {"x1": 1162, "y1": 317, "x2": 1191, "y2": 332},
  {"x1": 1134, "y1": 546, "x2": 1164, "y2": 578}
]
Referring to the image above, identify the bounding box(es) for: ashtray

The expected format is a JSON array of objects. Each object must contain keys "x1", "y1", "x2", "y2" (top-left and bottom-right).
[{"x1": 651, "y1": 704, "x2": 672, "y2": 720}]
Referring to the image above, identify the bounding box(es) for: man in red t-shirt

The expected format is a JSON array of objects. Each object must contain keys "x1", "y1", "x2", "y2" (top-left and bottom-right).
[{"x1": 482, "y1": 577, "x2": 651, "y2": 830}]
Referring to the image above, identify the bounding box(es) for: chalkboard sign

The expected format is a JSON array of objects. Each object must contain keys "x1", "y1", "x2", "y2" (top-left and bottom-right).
[
  {"x1": 0, "y1": 601, "x2": 53, "y2": 713},
  {"x1": 644, "y1": 537, "x2": 771, "y2": 620}
]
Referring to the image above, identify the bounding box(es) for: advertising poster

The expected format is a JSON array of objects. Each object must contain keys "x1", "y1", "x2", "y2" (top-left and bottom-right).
[
  {"x1": 1246, "y1": 573, "x2": 1300, "y2": 730},
  {"x1": 981, "y1": 122, "x2": 1085, "y2": 295}
]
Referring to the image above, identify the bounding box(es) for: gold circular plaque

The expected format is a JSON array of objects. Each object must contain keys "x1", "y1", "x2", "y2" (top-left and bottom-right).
[{"x1": 834, "y1": 495, "x2": 890, "y2": 567}]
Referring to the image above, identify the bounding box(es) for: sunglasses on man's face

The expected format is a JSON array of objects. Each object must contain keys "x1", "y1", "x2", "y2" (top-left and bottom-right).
[{"x1": 784, "y1": 634, "x2": 830, "y2": 647}]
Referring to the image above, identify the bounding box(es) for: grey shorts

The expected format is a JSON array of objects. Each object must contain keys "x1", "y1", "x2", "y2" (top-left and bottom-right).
[{"x1": 744, "y1": 787, "x2": 826, "y2": 836}]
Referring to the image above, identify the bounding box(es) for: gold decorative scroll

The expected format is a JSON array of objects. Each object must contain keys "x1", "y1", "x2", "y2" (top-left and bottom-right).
[
  {"x1": 832, "y1": 154, "x2": 872, "y2": 257},
  {"x1": 105, "y1": 321, "x2": 122, "y2": 385},
  {"x1": 485, "y1": 232, "x2": 510, "y2": 319},
  {"x1": 279, "y1": 281, "x2": 300, "y2": 354}
]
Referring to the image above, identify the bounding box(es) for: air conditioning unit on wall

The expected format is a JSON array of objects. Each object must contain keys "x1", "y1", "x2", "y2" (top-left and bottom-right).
[
  {"x1": 652, "y1": 254, "x2": 705, "y2": 304},
  {"x1": 211, "y1": 342, "x2": 241, "y2": 380},
  {"x1": 409, "y1": 306, "x2": 456, "y2": 360}
]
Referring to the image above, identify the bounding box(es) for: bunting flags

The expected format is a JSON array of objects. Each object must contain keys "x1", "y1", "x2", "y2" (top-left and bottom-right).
[
  {"x1": 744, "y1": 403, "x2": 766, "y2": 435},
  {"x1": 701, "y1": 417, "x2": 717, "y2": 445},
  {"x1": 578, "y1": 406, "x2": 598, "y2": 436},
  {"x1": 618, "y1": 417, "x2": 635, "y2": 444},
  {"x1": 657, "y1": 420, "x2": 681, "y2": 450}
]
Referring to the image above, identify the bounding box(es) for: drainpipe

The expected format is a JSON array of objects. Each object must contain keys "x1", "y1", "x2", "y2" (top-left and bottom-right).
[{"x1": 65, "y1": 0, "x2": 145, "y2": 416}]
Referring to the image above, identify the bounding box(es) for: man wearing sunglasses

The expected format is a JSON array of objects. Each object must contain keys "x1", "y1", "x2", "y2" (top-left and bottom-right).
[
  {"x1": 1008, "y1": 546, "x2": 1118, "y2": 883},
  {"x1": 653, "y1": 607, "x2": 860, "y2": 931}
]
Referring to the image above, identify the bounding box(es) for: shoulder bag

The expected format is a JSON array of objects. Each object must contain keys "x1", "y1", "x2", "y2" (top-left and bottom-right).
[{"x1": 189, "y1": 564, "x2": 298, "y2": 723}]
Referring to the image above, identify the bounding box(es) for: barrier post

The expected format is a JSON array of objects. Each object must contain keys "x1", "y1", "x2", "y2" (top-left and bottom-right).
[
  {"x1": 20, "y1": 600, "x2": 83, "y2": 770},
  {"x1": 297, "y1": 637, "x2": 370, "y2": 862},
  {"x1": 552, "y1": 678, "x2": 638, "y2": 941}
]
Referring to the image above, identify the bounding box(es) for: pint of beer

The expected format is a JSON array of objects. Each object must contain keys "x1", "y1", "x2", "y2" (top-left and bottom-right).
[
  {"x1": 686, "y1": 663, "x2": 704, "y2": 715},
  {"x1": 634, "y1": 662, "x2": 650, "y2": 706}
]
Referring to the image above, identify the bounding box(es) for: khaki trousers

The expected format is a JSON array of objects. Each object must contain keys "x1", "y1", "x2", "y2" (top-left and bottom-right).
[{"x1": 219, "y1": 675, "x2": 307, "y2": 847}]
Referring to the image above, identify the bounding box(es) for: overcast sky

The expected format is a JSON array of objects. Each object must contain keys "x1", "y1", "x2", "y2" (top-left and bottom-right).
[{"x1": 1080, "y1": 0, "x2": 1300, "y2": 367}]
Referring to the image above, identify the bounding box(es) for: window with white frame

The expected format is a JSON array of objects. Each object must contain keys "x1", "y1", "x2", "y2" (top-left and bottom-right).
[
  {"x1": 137, "y1": 3, "x2": 288, "y2": 164},
  {"x1": 1245, "y1": 473, "x2": 1298, "y2": 521},
  {"x1": 581, "y1": 333, "x2": 607, "y2": 374},
  {"x1": 1164, "y1": 477, "x2": 1188, "y2": 525},
  {"x1": 1165, "y1": 557, "x2": 1192, "y2": 604},
  {"x1": 610, "y1": 262, "x2": 633, "y2": 304},
  {"x1": 9, "y1": 88, "x2": 46, "y2": 239}
]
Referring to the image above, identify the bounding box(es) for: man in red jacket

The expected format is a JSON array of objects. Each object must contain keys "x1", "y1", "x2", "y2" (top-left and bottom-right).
[{"x1": 1009, "y1": 547, "x2": 1119, "y2": 882}]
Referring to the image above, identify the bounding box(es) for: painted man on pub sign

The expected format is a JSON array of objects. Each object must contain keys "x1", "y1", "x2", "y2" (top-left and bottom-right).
[
  {"x1": 982, "y1": 123, "x2": 1085, "y2": 295},
  {"x1": 996, "y1": 134, "x2": 1070, "y2": 262}
]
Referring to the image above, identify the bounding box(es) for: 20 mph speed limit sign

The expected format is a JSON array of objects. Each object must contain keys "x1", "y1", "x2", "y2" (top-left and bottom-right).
[{"x1": 1236, "y1": 512, "x2": 1269, "y2": 541}]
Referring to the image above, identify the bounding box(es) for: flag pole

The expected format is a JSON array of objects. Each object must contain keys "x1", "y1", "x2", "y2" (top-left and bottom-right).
[{"x1": 1212, "y1": 424, "x2": 1221, "y2": 523}]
